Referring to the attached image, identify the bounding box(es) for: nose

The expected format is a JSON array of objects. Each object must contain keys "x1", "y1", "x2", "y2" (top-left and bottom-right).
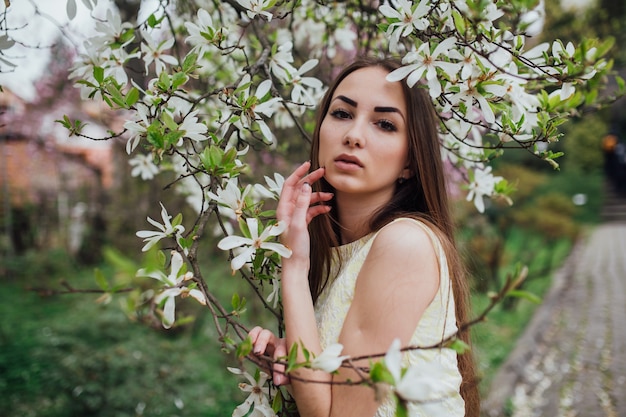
[{"x1": 343, "y1": 119, "x2": 366, "y2": 148}]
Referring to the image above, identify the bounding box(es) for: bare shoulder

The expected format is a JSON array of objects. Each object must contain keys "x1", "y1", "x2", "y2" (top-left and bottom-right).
[{"x1": 368, "y1": 218, "x2": 438, "y2": 262}]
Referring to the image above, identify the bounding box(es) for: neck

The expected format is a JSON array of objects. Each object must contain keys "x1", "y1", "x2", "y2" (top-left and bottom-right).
[{"x1": 335, "y1": 191, "x2": 391, "y2": 244}]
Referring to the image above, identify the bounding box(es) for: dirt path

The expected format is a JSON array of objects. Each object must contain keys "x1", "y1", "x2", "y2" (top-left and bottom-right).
[{"x1": 482, "y1": 187, "x2": 626, "y2": 417}]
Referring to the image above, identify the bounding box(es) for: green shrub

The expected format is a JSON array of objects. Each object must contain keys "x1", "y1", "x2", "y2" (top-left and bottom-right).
[{"x1": 0, "y1": 284, "x2": 241, "y2": 417}]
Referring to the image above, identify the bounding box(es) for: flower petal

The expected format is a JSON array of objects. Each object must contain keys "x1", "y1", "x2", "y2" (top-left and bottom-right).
[{"x1": 218, "y1": 235, "x2": 252, "y2": 250}]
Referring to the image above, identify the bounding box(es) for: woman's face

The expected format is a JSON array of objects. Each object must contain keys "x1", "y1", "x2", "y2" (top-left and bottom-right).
[{"x1": 318, "y1": 66, "x2": 410, "y2": 204}]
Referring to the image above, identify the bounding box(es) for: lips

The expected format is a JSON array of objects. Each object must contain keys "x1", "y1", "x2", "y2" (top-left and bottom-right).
[{"x1": 334, "y1": 154, "x2": 363, "y2": 167}]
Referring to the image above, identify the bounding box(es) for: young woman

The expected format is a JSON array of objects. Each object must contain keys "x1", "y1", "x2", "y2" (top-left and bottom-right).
[{"x1": 249, "y1": 57, "x2": 479, "y2": 417}]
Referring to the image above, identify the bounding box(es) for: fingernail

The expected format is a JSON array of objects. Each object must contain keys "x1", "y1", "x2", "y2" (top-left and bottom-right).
[{"x1": 302, "y1": 182, "x2": 311, "y2": 191}]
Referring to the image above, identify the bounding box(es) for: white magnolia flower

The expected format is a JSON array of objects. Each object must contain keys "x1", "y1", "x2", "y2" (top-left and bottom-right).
[
  {"x1": 129, "y1": 153, "x2": 159, "y2": 180},
  {"x1": 92, "y1": 8, "x2": 134, "y2": 51},
  {"x1": 269, "y1": 41, "x2": 295, "y2": 83},
  {"x1": 253, "y1": 172, "x2": 285, "y2": 200},
  {"x1": 288, "y1": 59, "x2": 324, "y2": 106},
  {"x1": 207, "y1": 177, "x2": 252, "y2": 219},
  {"x1": 559, "y1": 82, "x2": 576, "y2": 100},
  {"x1": 311, "y1": 343, "x2": 349, "y2": 373},
  {"x1": 228, "y1": 367, "x2": 276, "y2": 417},
  {"x1": 185, "y1": 8, "x2": 221, "y2": 55},
  {"x1": 466, "y1": 166, "x2": 502, "y2": 213},
  {"x1": 68, "y1": 45, "x2": 106, "y2": 100},
  {"x1": 386, "y1": 38, "x2": 460, "y2": 98},
  {"x1": 448, "y1": 79, "x2": 507, "y2": 124},
  {"x1": 522, "y1": 42, "x2": 549, "y2": 64},
  {"x1": 140, "y1": 30, "x2": 178, "y2": 74},
  {"x1": 224, "y1": 75, "x2": 281, "y2": 143},
  {"x1": 104, "y1": 47, "x2": 140, "y2": 85},
  {"x1": 265, "y1": 278, "x2": 280, "y2": 308},
  {"x1": 326, "y1": 27, "x2": 357, "y2": 59},
  {"x1": 177, "y1": 110, "x2": 209, "y2": 142},
  {"x1": 124, "y1": 103, "x2": 151, "y2": 154},
  {"x1": 379, "y1": 0, "x2": 430, "y2": 50},
  {"x1": 384, "y1": 338, "x2": 453, "y2": 414},
  {"x1": 491, "y1": 63, "x2": 540, "y2": 131},
  {"x1": 217, "y1": 218, "x2": 292, "y2": 271},
  {"x1": 272, "y1": 102, "x2": 305, "y2": 129},
  {"x1": 479, "y1": 2, "x2": 505, "y2": 26},
  {"x1": 136, "y1": 203, "x2": 185, "y2": 252},
  {"x1": 236, "y1": 0, "x2": 274, "y2": 21},
  {"x1": 453, "y1": 47, "x2": 480, "y2": 80},
  {"x1": 137, "y1": 251, "x2": 205, "y2": 329}
]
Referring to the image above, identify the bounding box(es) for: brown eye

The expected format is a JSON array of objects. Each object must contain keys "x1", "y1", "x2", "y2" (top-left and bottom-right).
[
  {"x1": 330, "y1": 109, "x2": 351, "y2": 119},
  {"x1": 377, "y1": 119, "x2": 397, "y2": 132}
]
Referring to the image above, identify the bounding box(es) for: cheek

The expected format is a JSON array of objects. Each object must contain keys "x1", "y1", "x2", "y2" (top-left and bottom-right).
[
  {"x1": 380, "y1": 140, "x2": 409, "y2": 168},
  {"x1": 318, "y1": 123, "x2": 333, "y2": 156}
]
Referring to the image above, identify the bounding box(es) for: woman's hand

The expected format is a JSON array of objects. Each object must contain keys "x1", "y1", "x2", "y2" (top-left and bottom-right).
[
  {"x1": 249, "y1": 326, "x2": 290, "y2": 386},
  {"x1": 276, "y1": 161, "x2": 332, "y2": 264}
]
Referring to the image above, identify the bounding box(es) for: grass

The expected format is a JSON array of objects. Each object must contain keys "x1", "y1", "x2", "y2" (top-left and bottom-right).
[{"x1": 0, "y1": 250, "x2": 250, "y2": 417}]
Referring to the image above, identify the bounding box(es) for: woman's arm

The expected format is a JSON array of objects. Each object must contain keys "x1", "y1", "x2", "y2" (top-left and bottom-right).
[
  {"x1": 326, "y1": 219, "x2": 440, "y2": 416},
  {"x1": 249, "y1": 162, "x2": 334, "y2": 416},
  {"x1": 276, "y1": 162, "x2": 334, "y2": 417}
]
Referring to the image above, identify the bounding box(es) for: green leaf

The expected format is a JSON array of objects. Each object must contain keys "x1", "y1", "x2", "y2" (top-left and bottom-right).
[
  {"x1": 369, "y1": 361, "x2": 394, "y2": 384},
  {"x1": 507, "y1": 289, "x2": 541, "y2": 304},
  {"x1": 171, "y1": 213, "x2": 183, "y2": 228},
  {"x1": 93, "y1": 66, "x2": 104, "y2": 84},
  {"x1": 147, "y1": 13, "x2": 164, "y2": 28},
  {"x1": 107, "y1": 83, "x2": 126, "y2": 108},
  {"x1": 236, "y1": 336, "x2": 253, "y2": 358},
  {"x1": 119, "y1": 28, "x2": 135, "y2": 44},
  {"x1": 595, "y1": 36, "x2": 615, "y2": 60},
  {"x1": 161, "y1": 111, "x2": 178, "y2": 131},
  {"x1": 55, "y1": 115, "x2": 71, "y2": 129},
  {"x1": 395, "y1": 399, "x2": 409, "y2": 417},
  {"x1": 183, "y1": 52, "x2": 198, "y2": 73},
  {"x1": 125, "y1": 87, "x2": 140, "y2": 107},
  {"x1": 286, "y1": 342, "x2": 299, "y2": 373},
  {"x1": 231, "y1": 292, "x2": 241, "y2": 310},
  {"x1": 209, "y1": 145, "x2": 223, "y2": 168},
  {"x1": 447, "y1": 339, "x2": 471, "y2": 354},
  {"x1": 157, "y1": 70, "x2": 171, "y2": 91},
  {"x1": 94, "y1": 268, "x2": 109, "y2": 291},
  {"x1": 157, "y1": 250, "x2": 167, "y2": 267},
  {"x1": 163, "y1": 131, "x2": 184, "y2": 147},
  {"x1": 271, "y1": 389, "x2": 284, "y2": 413},
  {"x1": 223, "y1": 146, "x2": 238, "y2": 165},
  {"x1": 452, "y1": 10, "x2": 466, "y2": 36},
  {"x1": 171, "y1": 72, "x2": 188, "y2": 90},
  {"x1": 146, "y1": 123, "x2": 164, "y2": 148}
]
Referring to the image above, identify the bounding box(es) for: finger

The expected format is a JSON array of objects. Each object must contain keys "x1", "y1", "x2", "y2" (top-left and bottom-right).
[
  {"x1": 251, "y1": 328, "x2": 275, "y2": 356},
  {"x1": 248, "y1": 326, "x2": 263, "y2": 342},
  {"x1": 306, "y1": 204, "x2": 332, "y2": 224},
  {"x1": 273, "y1": 342, "x2": 288, "y2": 386},
  {"x1": 291, "y1": 182, "x2": 313, "y2": 230},
  {"x1": 303, "y1": 166, "x2": 326, "y2": 186},
  {"x1": 309, "y1": 191, "x2": 334, "y2": 205},
  {"x1": 281, "y1": 161, "x2": 312, "y2": 198},
  {"x1": 277, "y1": 162, "x2": 311, "y2": 221}
]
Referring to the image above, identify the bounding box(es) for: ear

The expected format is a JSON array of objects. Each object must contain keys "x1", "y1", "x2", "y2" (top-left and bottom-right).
[{"x1": 401, "y1": 166, "x2": 412, "y2": 180}]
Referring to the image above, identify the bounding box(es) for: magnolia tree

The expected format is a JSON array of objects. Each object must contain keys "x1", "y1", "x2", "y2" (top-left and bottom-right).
[{"x1": 1, "y1": 0, "x2": 623, "y2": 415}]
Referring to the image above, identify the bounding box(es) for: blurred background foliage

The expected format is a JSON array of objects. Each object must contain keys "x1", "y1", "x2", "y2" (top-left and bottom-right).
[{"x1": 1, "y1": 0, "x2": 626, "y2": 415}]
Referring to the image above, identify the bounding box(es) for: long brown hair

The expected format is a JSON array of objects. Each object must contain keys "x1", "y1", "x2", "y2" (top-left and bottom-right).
[{"x1": 307, "y1": 57, "x2": 480, "y2": 416}]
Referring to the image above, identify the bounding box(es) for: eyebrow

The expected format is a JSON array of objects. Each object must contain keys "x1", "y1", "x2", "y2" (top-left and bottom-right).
[
  {"x1": 335, "y1": 95, "x2": 357, "y2": 107},
  {"x1": 334, "y1": 95, "x2": 404, "y2": 119}
]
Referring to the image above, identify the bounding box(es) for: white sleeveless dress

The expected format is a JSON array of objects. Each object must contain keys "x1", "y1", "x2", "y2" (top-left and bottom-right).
[{"x1": 313, "y1": 218, "x2": 465, "y2": 417}]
